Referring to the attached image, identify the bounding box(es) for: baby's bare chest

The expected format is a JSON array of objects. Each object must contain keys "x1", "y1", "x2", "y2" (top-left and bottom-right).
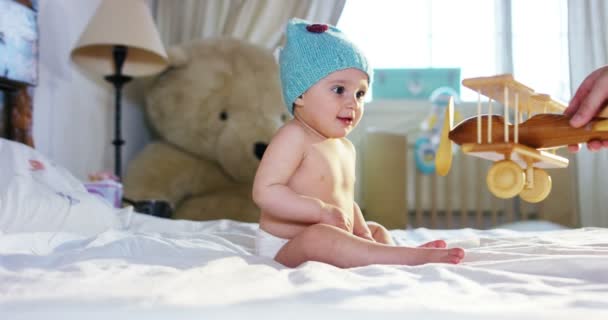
[{"x1": 290, "y1": 140, "x2": 356, "y2": 194}]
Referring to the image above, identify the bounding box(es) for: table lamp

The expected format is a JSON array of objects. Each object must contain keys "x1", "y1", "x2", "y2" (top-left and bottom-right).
[{"x1": 71, "y1": 0, "x2": 168, "y2": 180}]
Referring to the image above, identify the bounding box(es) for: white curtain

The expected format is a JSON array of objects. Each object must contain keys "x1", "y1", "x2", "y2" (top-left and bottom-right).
[
  {"x1": 568, "y1": 0, "x2": 608, "y2": 227},
  {"x1": 152, "y1": 0, "x2": 345, "y2": 49}
]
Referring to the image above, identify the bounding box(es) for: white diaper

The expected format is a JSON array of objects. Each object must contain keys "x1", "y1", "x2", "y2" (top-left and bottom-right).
[{"x1": 255, "y1": 228, "x2": 289, "y2": 259}]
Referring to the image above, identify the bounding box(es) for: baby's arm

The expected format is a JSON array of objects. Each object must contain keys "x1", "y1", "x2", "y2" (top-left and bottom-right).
[{"x1": 252, "y1": 125, "x2": 351, "y2": 229}]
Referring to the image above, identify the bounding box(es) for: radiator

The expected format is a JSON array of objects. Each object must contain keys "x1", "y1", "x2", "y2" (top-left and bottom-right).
[
  {"x1": 406, "y1": 146, "x2": 543, "y2": 229},
  {"x1": 362, "y1": 130, "x2": 557, "y2": 230},
  {"x1": 357, "y1": 101, "x2": 578, "y2": 230}
]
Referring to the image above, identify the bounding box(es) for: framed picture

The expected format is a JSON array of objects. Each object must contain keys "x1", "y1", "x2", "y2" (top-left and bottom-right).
[
  {"x1": 0, "y1": 0, "x2": 37, "y2": 146},
  {"x1": 0, "y1": 90, "x2": 6, "y2": 138},
  {"x1": 0, "y1": 0, "x2": 38, "y2": 86}
]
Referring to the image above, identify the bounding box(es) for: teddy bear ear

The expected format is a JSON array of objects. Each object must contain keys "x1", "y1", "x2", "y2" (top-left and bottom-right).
[{"x1": 167, "y1": 46, "x2": 190, "y2": 67}]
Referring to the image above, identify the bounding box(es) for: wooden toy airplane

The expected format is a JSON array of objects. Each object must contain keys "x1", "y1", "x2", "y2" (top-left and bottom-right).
[{"x1": 435, "y1": 74, "x2": 608, "y2": 203}]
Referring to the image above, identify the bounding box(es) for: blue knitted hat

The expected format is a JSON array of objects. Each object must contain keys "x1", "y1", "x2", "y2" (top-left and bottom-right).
[{"x1": 279, "y1": 18, "x2": 372, "y2": 114}]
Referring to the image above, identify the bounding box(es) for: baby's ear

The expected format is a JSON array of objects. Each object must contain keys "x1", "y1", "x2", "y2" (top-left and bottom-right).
[
  {"x1": 167, "y1": 46, "x2": 189, "y2": 67},
  {"x1": 294, "y1": 95, "x2": 304, "y2": 106}
]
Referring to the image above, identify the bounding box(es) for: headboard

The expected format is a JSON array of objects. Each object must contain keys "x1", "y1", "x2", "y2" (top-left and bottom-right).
[{"x1": 0, "y1": 0, "x2": 38, "y2": 147}]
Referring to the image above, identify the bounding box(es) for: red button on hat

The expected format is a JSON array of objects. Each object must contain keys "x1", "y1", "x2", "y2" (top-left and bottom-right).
[{"x1": 306, "y1": 24, "x2": 328, "y2": 33}]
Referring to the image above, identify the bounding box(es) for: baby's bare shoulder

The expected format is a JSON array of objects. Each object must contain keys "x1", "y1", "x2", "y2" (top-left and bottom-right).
[
  {"x1": 340, "y1": 137, "x2": 356, "y2": 153},
  {"x1": 271, "y1": 121, "x2": 309, "y2": 145}
]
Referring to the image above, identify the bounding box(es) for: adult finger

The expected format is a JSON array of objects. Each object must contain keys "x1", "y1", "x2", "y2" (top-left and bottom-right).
[
  {"x1": 570, "y1": 73, "x2": 608, "y2": 127},
  {"x1": 566, "y1": 67, "x2": 605, "y2": 116},
  {"x1": 567, "y1": 144, "x2": 580, "y2": 153},
  {"x1": 587, "y1": 140, "x2": 603, "y2": 151}
]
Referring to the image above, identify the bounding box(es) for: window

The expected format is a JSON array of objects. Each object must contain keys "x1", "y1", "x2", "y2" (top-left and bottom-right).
[
  {"x1": 337, "y1": 0, "x2": 569, "y2": 102},
  {"x1": 511, "y1": 0, "x2": 570, "y2": 102}
]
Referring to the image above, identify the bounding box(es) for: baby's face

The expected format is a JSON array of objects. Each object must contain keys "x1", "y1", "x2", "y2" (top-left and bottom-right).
[{"x1": 294, "y1": 68, "x2": 369, "y2": 138}]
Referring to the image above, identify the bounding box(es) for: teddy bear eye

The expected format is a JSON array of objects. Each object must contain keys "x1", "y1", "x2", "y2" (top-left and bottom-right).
[{"x1": 219, "y1": 111, "x2": 229, "y2": 121}]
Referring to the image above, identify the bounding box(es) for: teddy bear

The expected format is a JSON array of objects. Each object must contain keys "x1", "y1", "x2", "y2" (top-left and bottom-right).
[{"x1": 123, "y1": 37, "x2": 288, "y2": 222}]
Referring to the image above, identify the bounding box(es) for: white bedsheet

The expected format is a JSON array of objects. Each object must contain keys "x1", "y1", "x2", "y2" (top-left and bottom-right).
[
  {"x1": 2, "y1": 213, "x2": 608, "y2": 319},
  {"x1": 2, "y1": 139, "x2": 608, "y2": 319}
]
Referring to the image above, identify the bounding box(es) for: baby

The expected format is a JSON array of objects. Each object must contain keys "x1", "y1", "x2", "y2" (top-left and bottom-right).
[{"x1": 252, "y1": 18, "x2": 465, "y2": 268}]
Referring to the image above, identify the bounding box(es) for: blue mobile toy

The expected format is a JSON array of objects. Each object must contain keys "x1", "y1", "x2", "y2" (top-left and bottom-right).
[{"x1": 414, "y1": 87, "x2": 461, "y2": 174}]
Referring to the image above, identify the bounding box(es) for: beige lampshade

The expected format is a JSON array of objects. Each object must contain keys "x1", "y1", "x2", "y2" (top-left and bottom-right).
[{"x1": 71, "y1": 0, "x2": 168, "y2": 77}]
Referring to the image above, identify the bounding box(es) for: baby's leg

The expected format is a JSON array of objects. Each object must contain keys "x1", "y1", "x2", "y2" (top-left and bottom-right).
[
  {"x1": 366, "y1": 221, "x2": 394, "y2": 244},
  {"x1": 274, "y1": 224, "x2": 464, "y2": 268},
  {"x1": 419, "y1": 240, "x2": 447, "y2": 248},
  {"x1": 366, "y1": 221, "x2": 445, "y2": 248}
]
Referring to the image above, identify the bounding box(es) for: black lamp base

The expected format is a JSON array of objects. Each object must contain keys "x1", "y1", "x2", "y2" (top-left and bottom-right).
[{"x1": 104, "y1": 45, "x2": 132, "y2": 180}]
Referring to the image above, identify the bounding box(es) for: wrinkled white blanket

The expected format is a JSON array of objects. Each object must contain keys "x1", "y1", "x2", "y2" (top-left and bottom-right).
[
  {"x1": 2, "y1": 138, "x2": 608, "y2": 319},
  {"x1": 2, "y1": 215, "x2": 608, "y2": 319}
]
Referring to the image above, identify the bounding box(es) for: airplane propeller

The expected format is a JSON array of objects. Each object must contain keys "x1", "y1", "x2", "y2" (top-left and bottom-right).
[{"x1": 435, "y1": 96, "x2": 455, "y2": 176}]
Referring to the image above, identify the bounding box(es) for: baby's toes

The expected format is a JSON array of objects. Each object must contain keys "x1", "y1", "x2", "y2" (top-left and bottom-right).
[
  {"x1": 446, "y1": 248, "x2": 465, "y2": 264},
  {"x1": 419, "y1": 240, "x2": 447, "y2": 248}
]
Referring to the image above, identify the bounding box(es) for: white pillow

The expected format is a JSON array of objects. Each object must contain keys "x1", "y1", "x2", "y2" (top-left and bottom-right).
[{"x1": 0, "y1": 138, "x2": 122, "y2": 236}]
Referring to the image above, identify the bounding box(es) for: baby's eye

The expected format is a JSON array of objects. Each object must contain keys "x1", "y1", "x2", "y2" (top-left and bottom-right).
[
  {"x1": 332, "y1": 86, "x2": 345, "y2": 95},
  {"x1": 356, "y1": 90, "x2": 366, "y2": 99}
]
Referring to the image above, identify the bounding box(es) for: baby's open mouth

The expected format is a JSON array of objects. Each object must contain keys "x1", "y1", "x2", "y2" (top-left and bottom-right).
[{"x1": 337, "y1": 116, "x2": 353, "y2": 125}]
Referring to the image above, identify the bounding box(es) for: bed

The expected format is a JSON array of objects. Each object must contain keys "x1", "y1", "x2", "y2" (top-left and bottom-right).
[
  {"x1": 2, "y1": 1, "x2": 608, "y2": 319},
  {"x1": 2, "y1": 139, "x2": 608, "y2": 319}
]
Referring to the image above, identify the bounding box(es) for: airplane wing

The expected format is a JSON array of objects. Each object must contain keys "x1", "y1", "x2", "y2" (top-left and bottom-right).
[
  {"x1": 460, "y1": 142, "x2": 569, "y2": 169},
  {"x1": 462, "y1": 74, "x2": 566, "y2": 114}
]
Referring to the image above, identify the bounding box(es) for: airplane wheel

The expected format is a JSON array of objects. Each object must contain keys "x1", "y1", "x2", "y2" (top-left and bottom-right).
[
  {"x1": 486, "y1": 160, "x2": 525, "y2": 199},
  {"x1": 519, "y1": 168, "x2": 552, "y2": 203}
]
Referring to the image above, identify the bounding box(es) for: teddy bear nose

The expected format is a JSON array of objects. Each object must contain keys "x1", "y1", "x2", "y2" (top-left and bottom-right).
[{"x1": 254, "y1": 142, "x2": 268, "y2": 160}]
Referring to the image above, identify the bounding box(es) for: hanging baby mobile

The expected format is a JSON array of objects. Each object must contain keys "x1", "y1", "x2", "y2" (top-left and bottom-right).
[{"x1": 414, "y1": 87, "x2": 461, "y2": 174}]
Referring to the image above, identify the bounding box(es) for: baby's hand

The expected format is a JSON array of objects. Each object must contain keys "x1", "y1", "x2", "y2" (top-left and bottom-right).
[
  {"x1": 320, "y1": 204, "x2": 353, "y2": 232},
  {"x1": 354, "y1": 229, "x2": 375, "y2": 241}
]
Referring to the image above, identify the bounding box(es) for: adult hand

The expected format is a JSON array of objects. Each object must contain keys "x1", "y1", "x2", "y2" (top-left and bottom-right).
[{"x1": 565, "y1": 66, "x2": 608, "y2": 152}]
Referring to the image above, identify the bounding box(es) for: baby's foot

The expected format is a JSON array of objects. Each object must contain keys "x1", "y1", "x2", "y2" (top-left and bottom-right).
[
  {"x1": 444, "y1": 248, "x2": 465, "y2": 264},
  {"x1": 402, "y1": 247, "x2": 465, "y2": 265},
  {"x1": 418, "y1": 240, "x2": 447, "y2": 248}
]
